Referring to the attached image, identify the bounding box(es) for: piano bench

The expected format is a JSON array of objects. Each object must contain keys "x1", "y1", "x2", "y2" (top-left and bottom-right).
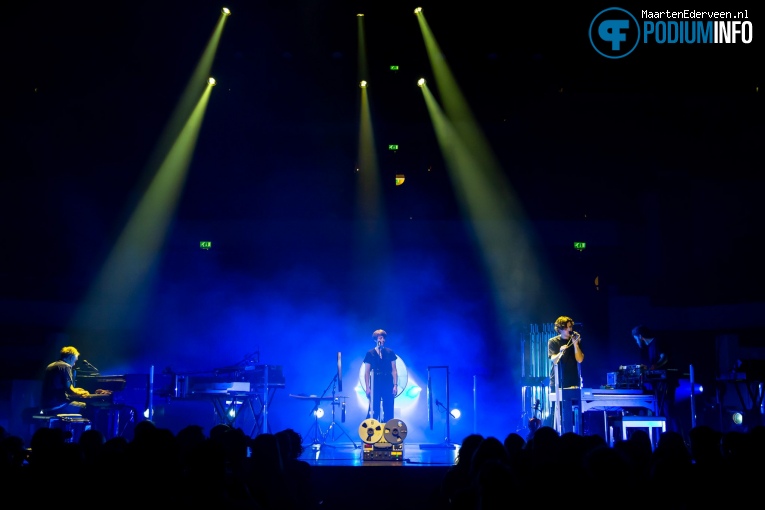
[
  {"x1": 621, "y1": 416, "x2": 666, "y2": 450},
  {"x1": 28, "y1": 412, "x2": 91, "y2": 443}
]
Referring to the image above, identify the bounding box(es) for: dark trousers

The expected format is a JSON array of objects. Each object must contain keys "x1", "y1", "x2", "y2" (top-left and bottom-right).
[
  {"x1": 368, "y1": 382, "x2": 394, "y2": 422},
  {"x1": 551, "y1": 388, "x2": 582, "y2": 434}
]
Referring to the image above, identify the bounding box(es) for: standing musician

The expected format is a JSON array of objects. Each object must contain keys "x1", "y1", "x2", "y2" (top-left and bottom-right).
[
  {"x1": 364, "y1": 329, "x2": 398, "y2": 422},
  {"x1": 548, "y1": 316, "x2": 584, "y2": 433}
]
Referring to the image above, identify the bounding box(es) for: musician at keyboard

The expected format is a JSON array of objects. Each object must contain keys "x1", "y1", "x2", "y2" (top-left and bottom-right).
[
  {"x1": 631, "y1": 325, "x2": 680, "y2": 434},
  {"x1": 40, "y1": 345, "x2": 94, "y2": 417},
  {"x1": 632, "y1": 325, "x2": 668, "y2": 371}
]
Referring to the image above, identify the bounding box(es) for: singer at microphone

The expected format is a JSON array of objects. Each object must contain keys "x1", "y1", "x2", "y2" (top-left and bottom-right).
[
  {"x1": 548, "y1": 316, "x2": 585, "y2": 434},
  {"x1": 363, "y1": 328, "x2": 399, "y2": 422}
]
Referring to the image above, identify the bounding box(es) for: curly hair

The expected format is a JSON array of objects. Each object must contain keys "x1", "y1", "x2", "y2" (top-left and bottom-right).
[{"x1": 554, "y1": 316, "x2": 574, "y2": 333}]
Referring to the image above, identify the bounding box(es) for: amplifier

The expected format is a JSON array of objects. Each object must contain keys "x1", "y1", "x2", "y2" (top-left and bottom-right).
[
  {"x1": 609, "y1": 365, "x2": 643, "y2": 389},
  {"x1": 619, "y1": 364, "x2": 643, "y2": 376}
]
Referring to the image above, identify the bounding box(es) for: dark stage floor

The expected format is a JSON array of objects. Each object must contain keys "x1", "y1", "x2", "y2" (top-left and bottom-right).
[{"x1": 297, "y1": 441, "x2": 458, "y2": 510}]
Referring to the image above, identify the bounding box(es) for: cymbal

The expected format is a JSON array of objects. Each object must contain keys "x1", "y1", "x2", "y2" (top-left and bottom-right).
[{"x1": 288, "y1": 394, "x2": 335, "y2": 401}]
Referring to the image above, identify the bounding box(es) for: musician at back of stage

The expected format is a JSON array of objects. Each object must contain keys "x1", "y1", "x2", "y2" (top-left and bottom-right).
[
  {"x1": 631, "y1": 325, "x2": 680, "y2": 434},
  {"x1": 633, "y1": 324, "x2": 668, "y2": 371},
  {"x1": 40, "y1": 345, "x2": 92, "y2": 416}
]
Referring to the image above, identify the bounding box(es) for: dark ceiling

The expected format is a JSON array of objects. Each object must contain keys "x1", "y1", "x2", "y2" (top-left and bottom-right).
[{"x1": 0, "y1": 1, "x2": 763, "y2": 365}]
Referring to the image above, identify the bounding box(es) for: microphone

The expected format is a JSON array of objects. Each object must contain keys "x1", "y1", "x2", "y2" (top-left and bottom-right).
[
  {"x1": 82, "y1": 359, "x2": 99, "y2": 372},
  {"x1": 435, "y1": 399, "x2": 456, "y2": 418}
]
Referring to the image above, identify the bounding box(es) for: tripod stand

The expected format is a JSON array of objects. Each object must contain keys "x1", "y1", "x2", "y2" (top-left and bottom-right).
[
  {"x1": 303, "y1": 397, "x2": 327, "y2": 448},
  {"x1": 320, "y1": 374, "x2": 358, "y2": 448}
]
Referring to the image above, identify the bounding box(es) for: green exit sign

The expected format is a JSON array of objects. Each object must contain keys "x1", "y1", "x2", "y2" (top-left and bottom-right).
[
  {"x1": 388, "y1": 144, "x2": 399, "y2": 150},
  {"x1": 200, "y1": 241, "x2": 212, "y2": 250},
  {"x1": 574, "y1": 242, "x2": 586, "y2": 251},
  {"x1": 390, "y1": 65, "x2": 399, "y2": 71}
]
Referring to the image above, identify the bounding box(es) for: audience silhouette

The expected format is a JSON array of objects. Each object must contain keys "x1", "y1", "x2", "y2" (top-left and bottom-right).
[{"x1": 3, "y1": 418, "x2": 761, "y2": 509}]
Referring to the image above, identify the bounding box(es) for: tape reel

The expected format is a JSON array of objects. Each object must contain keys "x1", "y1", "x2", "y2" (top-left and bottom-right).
[
  {"x1": 358, "y1": 418, "x2": 383, "y2": 444},
  {"x1": 383, "y1": 418, "x2": 408, "y2": 444}
]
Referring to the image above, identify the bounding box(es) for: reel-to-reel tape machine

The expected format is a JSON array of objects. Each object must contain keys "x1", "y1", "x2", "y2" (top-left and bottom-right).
[{"x1": 358, "y1": 418, "x2": 408, "y2": 461}]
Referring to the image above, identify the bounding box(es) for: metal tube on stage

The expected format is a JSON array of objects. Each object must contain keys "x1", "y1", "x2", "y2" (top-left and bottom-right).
[
  {"x1": 690, "y1": 364, "x2": 696, "y2": 429},
  {"x1": 473, "y1": 375, "x2": 477, "y2": 434},
  {"x1": 421, "y1": 366, "x2": 456, "y2": 449},
  {"x1": 446, "y1": 366, "x2": 450, "y2": 444},
  {"x1": 262, "y1": 365, "x2": 269, "y2": 434},
  {"x1": 427, "y1": 369, "x2": 433, "y2": 430},
  {"x1": 149, "y1": 365, "x2": 154, "y2": 422}
]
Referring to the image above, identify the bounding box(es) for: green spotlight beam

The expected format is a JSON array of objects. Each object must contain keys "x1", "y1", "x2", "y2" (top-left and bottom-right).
[
  {"x1": 355, "y1": 14, "x2": 380, "y2": 223},
  {"x1": 68, "y1": 12, "x2": 230, "y2": 355},
  {"x1": 71, "y1": 85, "x2": 214, "y2": 347},
  {"x1": 353, "y1": 15, "x2": 393, "y2": 319},
  {"x1": 357, "y1": 13, "x2": 369, "y2": 84},
  {"x1": 142, "y1": 12, "x2": 230, "y2": 184},
  {"x1": 416, "y1": 12, "x2": 546, "y2": 334},
  {"x1": 356, "y1": 86, "x2": 382, "y2": 222},
  {"x1": 354, "y1": 13, "x2": 384, "y2": 229},
  {"x1": 415, "y1": 12, "x2": 510, "y2": 201}
]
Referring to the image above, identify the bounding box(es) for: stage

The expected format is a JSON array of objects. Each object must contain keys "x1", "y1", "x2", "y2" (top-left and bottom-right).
[{"x1": 296, "y1": 441, "x2": 458, "y2": 509}]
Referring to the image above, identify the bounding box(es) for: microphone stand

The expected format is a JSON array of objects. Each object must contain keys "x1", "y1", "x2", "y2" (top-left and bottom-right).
[
  {"x1": 321, "y1": 373, "x2": 358, "y2": 448},
  {"x1": 367, "y1": 343, "x2": 382, "y2": 421},
  {"x1": 375, "y1": 342, "x2": 383, "y2": 421},
  {"x1": 79, "y1": 360, "x2": 100, "y2": 376},
  {"x1": 301, "y1": 374, "x2": 336, "y2": 450},
  {"x1": 435, "y1": 399, "x2": 457, "y2": 419}
]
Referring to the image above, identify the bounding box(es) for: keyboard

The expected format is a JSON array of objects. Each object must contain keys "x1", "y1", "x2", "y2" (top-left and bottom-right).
[
  {"x1": 72, "y1": 392, "x2": 114, "y2": 406},
  {"x1": 583, "y1": 387, "x2": 646, "y2": 396}
]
